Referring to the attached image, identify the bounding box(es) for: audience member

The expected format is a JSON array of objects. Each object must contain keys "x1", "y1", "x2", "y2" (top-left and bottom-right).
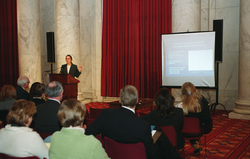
[
  {"x1": 16, "y1": 76, "x2": 30, "y2": 100},
  {"x1": 29, "y1": 82, "x2": 41, "y2": 100},
  {"x1": 31, "y1": 83, "x2": 46, "y2": 106},
  {"x1": 0, "y1": 85, "x2": 17, "y2": 125},
  {"x1": 0, "y1": 100, "x2": 49, "y2": 159},
  {"x1": 86, "y1": 85, "x2": 155, "y2": 158},
  {"x1": 49, "y1": 99, "x2": 109, "y2": 159},
  {"x1": 0, "y1": 85, "x2": 17, "y2": 110},
  {"x1": 181, "y1": 82, "x2": 213, "y2": 154},
  {"x1": 141, "y1": 88, "x2": 185, "y2": 151},
  {"x1": 35, "y1": 81, "x2": 63, "y2": 133}
]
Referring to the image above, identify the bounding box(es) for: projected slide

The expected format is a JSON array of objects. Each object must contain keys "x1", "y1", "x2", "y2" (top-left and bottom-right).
[{"x1": 161, "y1": 32, "x2": 215, "y2": 87}]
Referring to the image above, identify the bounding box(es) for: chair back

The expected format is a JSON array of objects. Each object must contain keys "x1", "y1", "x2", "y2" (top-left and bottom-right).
[
  {"x1": 160, "y1": 125, "x2": 177, "y2": 147},
  {"x1": 95, "y1": 134, "x2": 104, "y2": 148},
  {"x1": 89, "y1": 107, "x2": 103, "y2": 119},
  {"x1": 85, "y1": 110, "x2": 90, "y2": 118},
  {"x1": 84, "y1": 118, "x2": 95, "y2": 126},
  {"x1": 182, "y1": 117, "x2": 201, "y2": 138},
  {"x1": 0, "y1": 153, "x2": 39, "y2": 159},
  {"x1": 104, "y1": 137, "x2": 147, "y2": 159},
  {"x1": 36, "y1": 131, "x2": 53, "y2": 140},
  {"x1": 138, "y1": 112, "x2": 148, "y2": 117}
]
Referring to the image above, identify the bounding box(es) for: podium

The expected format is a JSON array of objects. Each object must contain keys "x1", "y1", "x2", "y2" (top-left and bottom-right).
[{"x1": 49, "y1": 74, "x2": 79, "y2": 100}]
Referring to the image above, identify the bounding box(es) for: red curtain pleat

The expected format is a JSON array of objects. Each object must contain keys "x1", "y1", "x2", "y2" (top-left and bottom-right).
[
  {"x1": 0, "y1": 0, "x2": 19, "y2": 88},
  {"x1": 101, "y1": 0, "x2": 171, "y2": 98}
]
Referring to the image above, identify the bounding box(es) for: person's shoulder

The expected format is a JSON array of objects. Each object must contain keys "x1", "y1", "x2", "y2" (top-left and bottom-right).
[
  {"x1": 175, "y1": 107, "x2": 183, "y2": 113},
  {"x1": 15, "y1": 86, "x2": 21, "y2": 91}
]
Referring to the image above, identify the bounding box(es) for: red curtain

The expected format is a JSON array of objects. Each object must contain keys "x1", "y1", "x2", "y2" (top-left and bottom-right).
[
  {"x1": 0, "y1": 0, "x2": 19, "y2": 88},
  {"x1": 101, "y1": 0, "x2": 171, "y2": 98}
]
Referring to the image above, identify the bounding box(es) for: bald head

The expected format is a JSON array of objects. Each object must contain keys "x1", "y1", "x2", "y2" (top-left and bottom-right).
[{"x1": 46, "y1": 81, "x2": 63, "y2": 98}]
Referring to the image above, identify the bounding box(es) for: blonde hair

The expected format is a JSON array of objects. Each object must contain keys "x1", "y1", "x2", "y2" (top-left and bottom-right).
[
  {"x1": 7, "y1": 100, "x2": 36, "y2": 125},
  {"x1": 120, "y1": 85, "x2": 138, "y2": 107},
  {"x1": 181, "y1": 82, "x2": 202, "y2": 115},
  {"x1": 57, "y1": 99, "x2": 86, "y2": 127}
]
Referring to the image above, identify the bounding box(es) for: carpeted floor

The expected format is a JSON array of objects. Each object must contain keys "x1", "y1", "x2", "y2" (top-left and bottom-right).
[
  {"x1": 85, "y1": 102, "x2": 250, "y2": 159},
  {"x1": 181, "y1": 110, "x2": 250, "y2": 159}
]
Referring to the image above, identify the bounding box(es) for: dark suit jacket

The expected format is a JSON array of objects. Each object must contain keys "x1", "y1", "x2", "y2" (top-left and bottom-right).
[
  {"x1": 141, "y1": 108, "x2": 185, "y2": 149},
  {"x1": 16, "y1": 86, "x2": 29, "y2": 100},
  {"x1": 85, "y1": 107, "x2": 154, "y2": 159},
  {"x1": 34, "y1": 99, "x2": 62, "y2": 133},
  {"x1": 60, "y1": 64, "x2": 81, "y2": 78},
  {"x1": 32, "y1": 98, "x2": 45, "y2": 106}
]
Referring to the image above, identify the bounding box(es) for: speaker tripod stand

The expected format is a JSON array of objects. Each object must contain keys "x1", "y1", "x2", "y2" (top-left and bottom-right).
[{"x1": 210, "y1": 62, "x2": 228, "y2": 115}]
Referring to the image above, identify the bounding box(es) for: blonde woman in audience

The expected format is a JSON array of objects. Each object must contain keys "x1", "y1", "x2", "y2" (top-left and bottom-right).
[
  {"x1": 181, "y1": 82, "x2": 213, "y2": 154},
  {"x1": 49, "y1": 99, "x2": 109, "y2": 159},
  {"x1": 0, "y1": 100, "x2": 49, "y2": 159}
]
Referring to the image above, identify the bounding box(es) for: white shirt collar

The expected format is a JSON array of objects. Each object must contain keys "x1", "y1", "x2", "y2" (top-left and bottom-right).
[
  {"x1": 33, "y1": 97, "x2": 41, "y2": 99},
  {"x1": 48, "y1": 98, "x2": 61, "y2": 104},
  {"x1": 65, "y1": 126, "x2": 85, "y2": 134},
  {"x1": 122, "y1": 106, "x2": 135, "y2": 114}
]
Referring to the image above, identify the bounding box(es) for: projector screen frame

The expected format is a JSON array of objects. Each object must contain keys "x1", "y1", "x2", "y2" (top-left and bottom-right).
[{"x1": 161, "y1": 31, "x2": 217, "y2": 89}]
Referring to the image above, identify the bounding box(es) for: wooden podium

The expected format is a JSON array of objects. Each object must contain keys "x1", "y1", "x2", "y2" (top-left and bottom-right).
[{"x1": 49, "y1": 74, "x2": 79, "y2": 100}]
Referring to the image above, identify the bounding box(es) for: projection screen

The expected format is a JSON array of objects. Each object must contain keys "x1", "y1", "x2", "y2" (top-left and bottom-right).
[{"x1": 161, "y1": 32, "x2": 216, "y2": 87}]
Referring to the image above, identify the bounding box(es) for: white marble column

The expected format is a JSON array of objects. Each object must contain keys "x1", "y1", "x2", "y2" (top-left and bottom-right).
[
  {"x1": 79, "y1": 0, "x2": 102, "y2": 102},
  {"x1": 56, "y1": 0, "x2": 80, "y2": 72},
  {"x1": 56, "y1": 0, "x2": 82, "y2": 97},
  {"x1": 171, "y1": 0, "x2": 201, "y2": 101},
  {"x1": 172, "y1": 0, "x2": 201, "y2": 33},
  {"x1": 40, "y1": 0, "x2": 56, "y2": 85},
  {"x1": 229, "y1": 0, "x2": 250, "y2": 120},
  {"x1": 17, "y1": 0, "x2": 42, "y2": 85}
]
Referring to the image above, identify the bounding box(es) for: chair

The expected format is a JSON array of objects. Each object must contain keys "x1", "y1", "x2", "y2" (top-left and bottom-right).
[
  {"x1": 89, "y1": 107, "x2": 103, "y2": 119},
  {"x1": 95, "y1": 134, "x2": 104, "y2": 148},
  {"x1": 0, "y1": 153, "x2": 39, "y2": 159},
  {"x1": 138, "y1": 112, "x2": 148, "y2": 117},
  {"x1": 182, "y1": 117, "x2": 206, "y2": 158},
  {"x1": 85, "y1": 109, "x2": 90, "y2": 118},
  {"x1": 104, "y1": 137, "x2": 147, "y2": 159},
  {"x1": 36, "y1": 131, "x2": 53, "y2": 140},
  {"x1": 84, "y1": 118, "x2": 95, "y2": 126},
  {"x1": 160, "y1": 125, "x2": 177, "y2": 147}
]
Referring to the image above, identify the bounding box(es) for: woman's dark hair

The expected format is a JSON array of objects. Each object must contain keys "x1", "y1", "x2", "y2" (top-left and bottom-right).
[
  {"x1": 155, "y1": 88, "x2": 175, "y2": 118},
  {"x1": 29, "y1": 82, "x2": 41, "y2": 100},
  {"x1": 32, "y1": 83, "x2": 45, "y2": 97},
  {"x1": 66, "y1": 54, "x2": 72, "y2": 60}
]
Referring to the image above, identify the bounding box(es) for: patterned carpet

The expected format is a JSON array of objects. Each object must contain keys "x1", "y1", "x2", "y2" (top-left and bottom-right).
[{"x1": 85, "y1": 102, "x2": 250, "y2": 159}]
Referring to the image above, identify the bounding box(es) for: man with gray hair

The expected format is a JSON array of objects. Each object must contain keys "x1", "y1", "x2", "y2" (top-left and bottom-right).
[
  {"x1": 86, "y1": 85, "x2": 155, "y2": 159},
  {"x1": 35, "y1": 81, "x2": 64, "y2": 133},
  {"x1": 16, "y1": 76, "x2": 30, "y2": 100}
]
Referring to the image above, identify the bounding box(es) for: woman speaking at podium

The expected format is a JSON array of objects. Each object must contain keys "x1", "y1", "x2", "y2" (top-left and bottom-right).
[{"x1": 60, "y1": 55, "x2": 82, "y2": 78}]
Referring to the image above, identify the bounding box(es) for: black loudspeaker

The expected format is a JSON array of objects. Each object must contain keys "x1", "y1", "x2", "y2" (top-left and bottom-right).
[
  {"x1": 46, "y1": 32, "x2": 55, "y2": 63},
  {"x1": 213, "y1": 20, "x2": 223, "y2": 62}
]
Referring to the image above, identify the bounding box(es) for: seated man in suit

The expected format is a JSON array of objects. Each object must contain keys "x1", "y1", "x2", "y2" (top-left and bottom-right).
[
  {"x1": 16, "y1": 76, "x2": 30, "y2": 100},
  {"x1": 85, "y1": 85, "x2": 154, "y2": 159},
  {"x1": 34, "y1": 81, "x2": 63, "y2": 133}
]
